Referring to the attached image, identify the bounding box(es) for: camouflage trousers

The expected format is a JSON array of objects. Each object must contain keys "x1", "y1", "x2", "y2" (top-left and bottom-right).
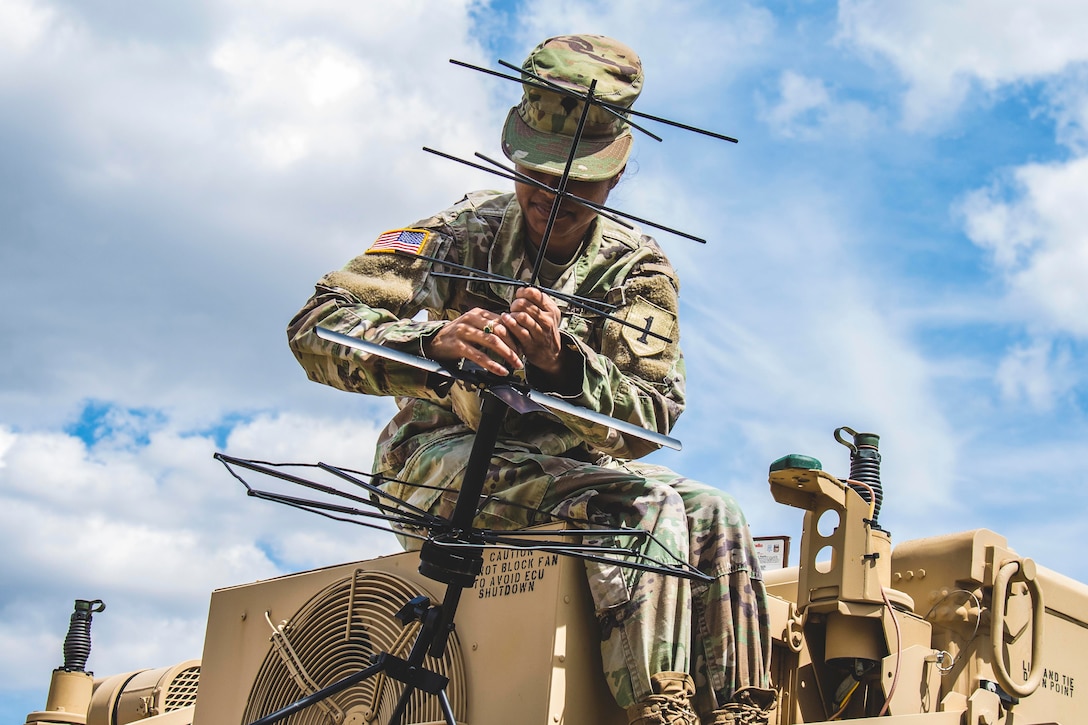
[{"x1": 381, "y1": 435, "x2": 771, "y2": 712}]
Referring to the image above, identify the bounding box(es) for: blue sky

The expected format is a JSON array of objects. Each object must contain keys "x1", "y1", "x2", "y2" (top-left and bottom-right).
[{"x1": 3, "y1": 0, "x2": 1088, "y2": 719}]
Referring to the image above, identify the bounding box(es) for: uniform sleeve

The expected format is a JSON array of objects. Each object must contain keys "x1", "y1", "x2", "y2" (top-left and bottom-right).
[
  {"x1": 286, "y1": 239, "x2": 450, "y2": 400},
  {"x1": 529, "y1": 257, "x2": 686, "y2": 460}
]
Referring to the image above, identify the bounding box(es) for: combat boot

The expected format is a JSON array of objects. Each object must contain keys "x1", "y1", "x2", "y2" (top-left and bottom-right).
[
  {"x1": 706, "y1": 686, "x2": 778, "y2": 725},
  {"x1": 626, "y1": 671, "x2": 700, "y2": 725}
]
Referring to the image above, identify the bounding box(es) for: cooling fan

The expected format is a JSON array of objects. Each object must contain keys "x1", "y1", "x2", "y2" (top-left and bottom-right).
[{"x1": 242, "y1": 569, "x2": 468, "y2": 725}]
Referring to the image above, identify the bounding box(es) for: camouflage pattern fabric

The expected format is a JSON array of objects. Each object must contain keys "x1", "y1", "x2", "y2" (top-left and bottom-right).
[
  {"x1": 287, "y1": 190, "x2": 771, "y2": 709},
  {"x1": 288, "y1": 190, "x2": 685, "y2": 467},
  {"x1": 502, "y1": 34, "x2": 643, "y2": 181},
  {"x1": 520, "y1": 33, "x2": 643, "y2": 131}
]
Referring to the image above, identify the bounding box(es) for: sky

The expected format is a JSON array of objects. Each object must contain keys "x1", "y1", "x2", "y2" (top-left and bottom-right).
[{"x1": 3, "y1": 0, "x2": 1088, "y2": 718}]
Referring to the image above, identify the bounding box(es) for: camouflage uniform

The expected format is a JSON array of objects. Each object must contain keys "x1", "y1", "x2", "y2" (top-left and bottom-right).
[{"x1": 288, "y1": 190, "x2": 771, "y2": 713}]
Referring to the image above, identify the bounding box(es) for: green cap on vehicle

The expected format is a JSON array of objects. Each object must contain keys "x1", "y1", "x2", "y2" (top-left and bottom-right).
[{"x1": 501, "y1": 34, "x2": 643, "y2": 182}]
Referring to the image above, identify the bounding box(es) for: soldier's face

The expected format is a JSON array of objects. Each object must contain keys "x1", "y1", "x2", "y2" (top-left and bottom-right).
[{"x1": 515, "y1": 166, "x2": 620, "y2": 261}]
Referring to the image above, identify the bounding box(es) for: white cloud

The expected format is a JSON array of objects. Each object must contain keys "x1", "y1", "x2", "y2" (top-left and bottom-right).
[
  {"x1": 211, "y1": 37, "x2": 375, "y2": 167},
  {"x1": 758, "y1": 70, "x2": 878, "y2": 139},
  {"x1": 838, "y1": 0, "x2": 1088, "y2": 127},
  {"x1": 1, "y1": 4, "x2": 491, "y2": 700},
  {"x1": 1044, "y1": 65, "x2": 1088, "y2": 152},
  {"x1": 763, "y1": 71, "x2": 831, "y2": 129},
  {"x1": 0, "y1": 413, "x2": 398, "y2": 690},
  {"x1": 828, "y1": 0, "x2": 1088, "y2": 566},
  {"x1": 995, "y1": 340, "x2": 1074, "y2": 411},
  {"x1": 961, "y1": 156, "x2": 1088, "y2": 337},
  {"x1": 509, "y1": 0, "x2": 775, "y2": 100},
  {"x1": 639, "y1": 177, "x2": 961, "y2": 529},
  {"x1": 0, "y1": 0, "x2": 56, "y2": 60},
  {"x1": 225, "y1": 410, "x2": 384, "y2": 468},
  {"x1": 0, "y1": 0, "x2": 500, "y2": 430},
  {"x1": 0, "y1": 426, "x2": 14, "y2": 466},
  {"x1": 862, "y1": 2, "x2": 1088, "y2": 419}
]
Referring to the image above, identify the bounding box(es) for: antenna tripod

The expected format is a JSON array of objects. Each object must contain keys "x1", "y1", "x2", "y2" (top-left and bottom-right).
[
  {"x1": 248, "y1": 392, "x2": 505, "y2": 725},
  {"x1": 237, "y1": 385, "x2": 702, "y2": 725}
]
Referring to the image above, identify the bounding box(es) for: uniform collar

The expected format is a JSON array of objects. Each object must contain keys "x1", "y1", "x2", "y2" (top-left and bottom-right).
[{"x1": 485, "y1": 196, "x2": 604, "y2": 306}]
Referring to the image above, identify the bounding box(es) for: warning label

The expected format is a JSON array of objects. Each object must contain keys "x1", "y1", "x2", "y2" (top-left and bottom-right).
[{"x1": 473, "y1": 549, "x2": 559, "y2": 599}]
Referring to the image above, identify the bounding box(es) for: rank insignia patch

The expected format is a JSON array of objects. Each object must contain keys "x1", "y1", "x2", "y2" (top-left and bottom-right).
[{"x1": 365, "y1": 228, "x2": 434, "y2": 256}]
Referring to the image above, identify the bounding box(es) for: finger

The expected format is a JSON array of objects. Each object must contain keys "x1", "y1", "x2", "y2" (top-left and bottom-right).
[
  {"x1": 502, "y1": 312, "x2": 560, "y2": 372},
  {"x1": 445, "y1": 329, "x2": 516, "y2": 375},
  {"x1": 460, "y1": 346, "x2": 511, "y2": 376},
  {"x1": 509, "y1": 302, "x2": 560, "y2": 343},
  {"x1": 514, "y1": 286, "x2": 554, "y2": 307},
  {"x1": 490, "y1": 320, "x2": 525, "y2": 354},
  {"x1": 430, "y1": 316, "x2": 510, "y2": 370},
  {"x1": 518, "y1": 288, "x2": 562, "y2": 320},
  {"x1": 510, "y1": 297, "x2": 561, "y2": 330},
  {"x1": 503, "y1": 310, "x2": 547, "y2": 346},
  {"x1": 473, "y1": 317, "x2": 524, "y2": 371}
]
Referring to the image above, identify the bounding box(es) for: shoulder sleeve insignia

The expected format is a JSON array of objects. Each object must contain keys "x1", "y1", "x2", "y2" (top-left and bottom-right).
[
  {"x1": 621, "y1": 296, "x2": 676, "y2": 357},
  {"x1": 365, "y1": 228, "x2": 434, "y2": 256}
]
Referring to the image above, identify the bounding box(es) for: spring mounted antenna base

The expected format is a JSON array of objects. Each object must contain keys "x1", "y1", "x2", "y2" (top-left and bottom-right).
[{"x1": 835, "y1": 426, "x2": 886, "y2": 533}]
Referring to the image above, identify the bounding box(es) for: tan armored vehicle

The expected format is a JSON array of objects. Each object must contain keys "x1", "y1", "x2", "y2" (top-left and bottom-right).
[
  {"x1": 24, "y1": 426, "x2": 1087, "y2": 725},
  {"x1": 23, "y1": 34, "x2": 1086, "y2": 725}
]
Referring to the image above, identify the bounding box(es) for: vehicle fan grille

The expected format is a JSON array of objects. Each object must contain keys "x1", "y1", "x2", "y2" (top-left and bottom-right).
[
  {"x1": 243, "y1": 569, "x2": 467, "y2": 725},
  {"x1": 163, "y1": 664, "x2": 201, "y2": 711}
]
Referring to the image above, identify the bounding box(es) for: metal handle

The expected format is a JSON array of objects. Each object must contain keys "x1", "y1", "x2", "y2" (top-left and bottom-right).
[{"x1": 990, "y1": 558, "x2": 1044, "y2": 698}]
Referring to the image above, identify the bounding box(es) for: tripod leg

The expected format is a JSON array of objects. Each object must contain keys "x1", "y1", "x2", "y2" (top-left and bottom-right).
[
  {"x1": 387, "y1": 601, "x2": 448, "y2": 725},
  {"x1": 386, "y1": 682, "x2": 458, "y2": 725},
  {"x1": 438, "y1": 689, "x2": 457, "y2": 725},
  {"x1": 250, "y1": 660, "x2": 385, "y2": 725},
  {"x1": 388, "y1": 680, "x2": 415, "y2": 725},
  {"x1": 387, "y1": 392, "x2": 506, "y2": 725}
]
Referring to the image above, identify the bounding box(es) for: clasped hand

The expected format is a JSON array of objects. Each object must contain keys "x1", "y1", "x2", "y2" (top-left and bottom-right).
[{"x1": 425, "y1": 287, "x2": 562, "y2": 378}]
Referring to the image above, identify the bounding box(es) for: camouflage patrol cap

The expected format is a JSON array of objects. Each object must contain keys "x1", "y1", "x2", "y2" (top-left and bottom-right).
[{"x1": 501, "y1": 34, "x2": 643, "y2": 182}]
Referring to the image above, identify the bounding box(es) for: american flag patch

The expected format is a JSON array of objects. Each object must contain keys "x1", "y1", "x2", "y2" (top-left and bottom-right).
[{"x1": 365, "y1": 228, "x2": 434, "y2": 256}]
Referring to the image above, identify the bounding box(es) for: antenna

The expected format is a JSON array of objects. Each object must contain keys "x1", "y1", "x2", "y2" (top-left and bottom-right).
[
  {"x1": 433, "y1": 55, "x2": 735, "y2": 270},
  {"x1": 401, "y1": 52, "x2": 738, "y2": 344},
  {"x1": 527, "y1": 77, "x2": 600, "y2": 281}
]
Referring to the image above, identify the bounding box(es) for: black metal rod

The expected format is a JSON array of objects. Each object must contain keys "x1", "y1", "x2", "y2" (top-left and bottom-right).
[
  {"x1": 426, "y1": 271, "x2": 671, "y2": 344},
  {"x1": 474, "y1": 151, "x2": 630, "y2": 222},
  {"x1": 448, "y1": 393, "x2": 507, "y2": 531},
  {"x1": 432, "y1": 536, "x2": 712, "y2": 583},
  {"x1": 529, "y1": 78, "x2": 598, "y2": 285},
  {"x1": 250, "y1": 660, "x2": 385, "y2": 725},
  {"x1": 244, "y1": 489, "x2": 428, "y2": 531},
  {"x1": 418, "y1": 392, "x2": 509, "y2": 662},
  {"x1": 423, "y1": 145, "x2": 705, "y2": 243},
  {"x1": 422, "y1": 146, "x2": 634, "y2": 231},
  {"x1": 450, "y1": 57, "x2": 737, "y2": 143},
  {"x1": 216, "y1": 453, "x2": 445, "y2": 527},
  {"x1": 438, "y1": 690, "x2": 458, "y2": 725},
  {"x1": 398, "y1": 248, "x2": 673, "y2": 344},
  {"x1": 495, "y1": 58, "x2": 737, "y2": 143},
  {"x1": 475, "y1": 152, "x2": 707, "y2": 244},
  {"x1": 429, "y1": 270, "x2": 618, "y2": 313},
  {"x1": 494, "y1": 59, "x2": 664, "y2": 142},
  {"x1": 216, "y1": 454, "x2": 372, "y2": 508},
  {"x1": 389, "y1": 605, "x2": 451, "y2": 725},
  {"x1": 318, "y1": 462, "x2": 437, "y2": 522}
]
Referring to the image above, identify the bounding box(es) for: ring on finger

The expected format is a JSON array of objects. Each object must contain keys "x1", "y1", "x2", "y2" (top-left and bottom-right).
[{"x1": 483, "y1": 322, "x2": 494, "y2": 335}]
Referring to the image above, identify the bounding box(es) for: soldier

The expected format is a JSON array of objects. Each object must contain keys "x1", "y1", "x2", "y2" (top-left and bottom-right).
[{"x1": 288, "y1": 34, "x2": 776, "y2": 725}]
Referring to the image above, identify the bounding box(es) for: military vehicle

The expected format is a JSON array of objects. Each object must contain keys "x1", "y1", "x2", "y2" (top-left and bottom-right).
[
  {"x1": 23, "y1": 424, "x2": 1087, "y2": 725},
  {"x1": 23, "y1": 44, "x2": 1088, "y2": 725}
]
